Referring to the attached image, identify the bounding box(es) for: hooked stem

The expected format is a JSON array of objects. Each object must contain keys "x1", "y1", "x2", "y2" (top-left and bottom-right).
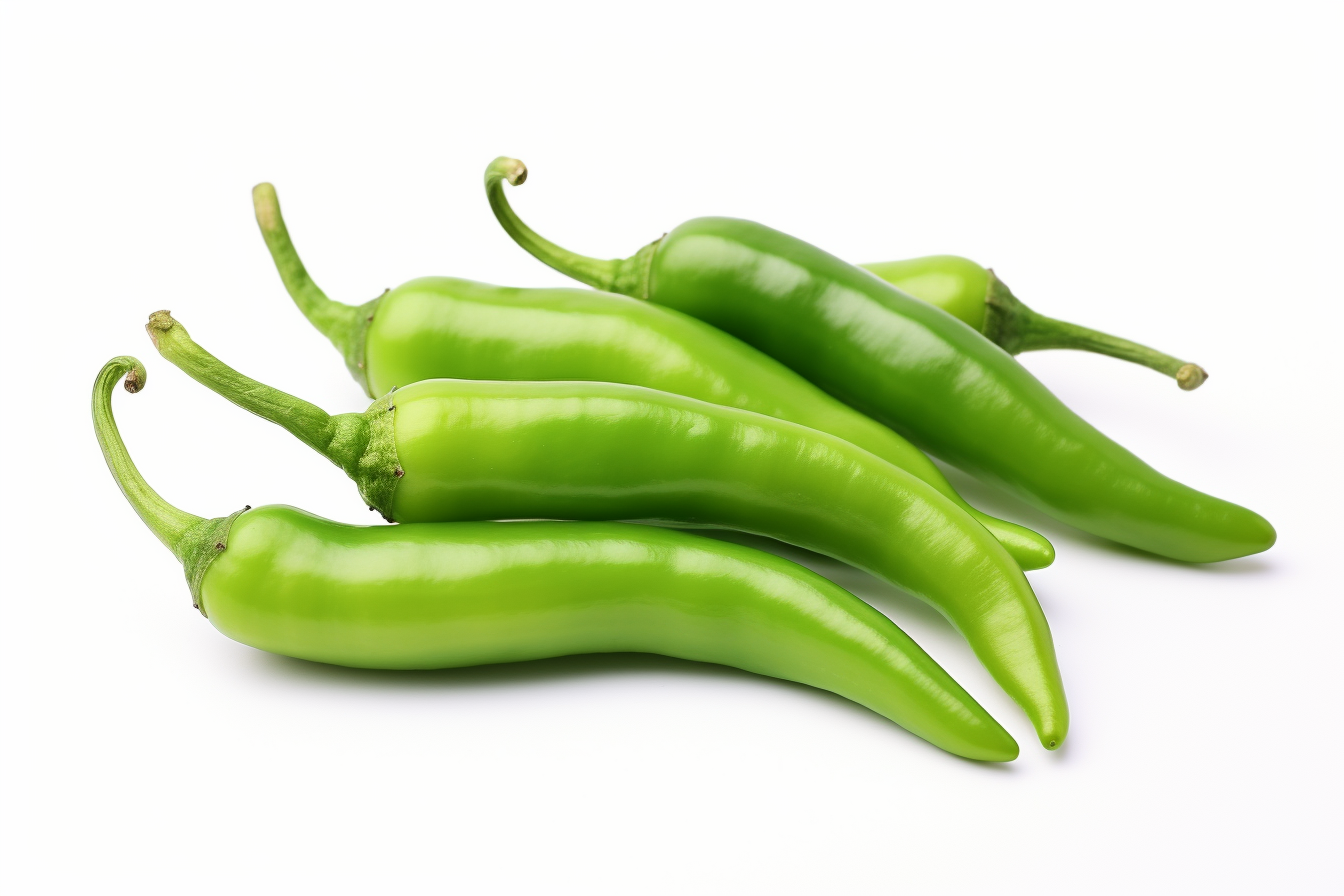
[
  {"x1": 92, "y1": 357, "x2": 204, "y2": 555},
  {"x1": 484, "y1": 157, "x2": 658, "y2": 297},
  {"x1": 92, "y1": 356, "x2": 251, "y2": 615},
  {"x1": 145, "y1": 311, "x2": 368, "y2": 478},
  {"x1": 252, "y1": 183, "x2": 380, "y2": 394},
  {"x1": 984, "y1": 271, "x2": 1208, "y2": 390}
]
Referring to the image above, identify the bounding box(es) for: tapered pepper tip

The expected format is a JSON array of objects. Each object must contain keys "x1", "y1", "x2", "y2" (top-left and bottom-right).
[
  {"x1": 976, "y1": 728, "x2": 1019, "y2": 763},
  {"x1": 1027, "y1": 704, "x2": 1069, "y2": 751},
  {"x1": 1039, "y1": 726, "x2": 1066, "y2": 751},
  {"x1": 1176, "y1": 363, "x2": 1208, "y2": 391},
  {"x1": 253, "y1": 182, "x2": 280, "y2": 232},
  {"x1": 144, "y1": 310, "x2": 179, "y2": 349},
  {"x1": 487, "y1": 156, "x2": 527, "y2": 187}
]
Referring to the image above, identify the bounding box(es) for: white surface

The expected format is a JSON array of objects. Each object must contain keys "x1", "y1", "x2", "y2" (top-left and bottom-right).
[{"x1": 2, "y1": 3, "x2": 1340, "y2": 893}]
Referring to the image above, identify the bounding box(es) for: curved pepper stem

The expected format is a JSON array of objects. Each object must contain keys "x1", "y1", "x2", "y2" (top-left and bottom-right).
[
  {"x1": 252, "y1": 183, "x2": 381, "y2": 395},
  {"x1": 143, "y1": 312, "x2": 401, "y2": 519},
  {"x1": 984, "y1": 270, "x2": 1208, "y2": 390},
  {"x1": 145, "y1": 311, "x2": 367, "y2": 477},
  {"x1": 92, "y1": 357, "x2": 204, "y2": 553},
  {"x1": 92, "y1": 357, "x2": 245, "y2": 614},
  {"x1": 484, "y1": 157, "x2": 658, "y2": 297}
]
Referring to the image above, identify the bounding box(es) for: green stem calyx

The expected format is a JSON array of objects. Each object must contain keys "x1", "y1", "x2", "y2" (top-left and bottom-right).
[
  {"x1": 144, "y1": 312, "x2": 402, "y2": 518},
  {"x1": 252, "y1": 182, "x2": 382, "y2": 396},
  {"x1": 983, "y1": 270, "x2": 1208, "y2": 390},
  {"x1": 484, "y1": 157, "x2": 660, "y2": 298},
  {"x1": 91, "y1": 356, "x2": 246, "y2": 615}
]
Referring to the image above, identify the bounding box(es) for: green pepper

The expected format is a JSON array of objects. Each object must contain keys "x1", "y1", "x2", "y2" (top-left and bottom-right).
[
  {"x1": 861, "y1": 255, "x2": 1207, "y2": 390},
  {"x1": 250, "y1": 184, "x2": 1052, "y2": 571},
  {"x1": 146, "y1": 313, "x2": 1068, "y2": 749},
  {"x1": 91, "y1": 356, "x2": 1019, "y2": 762},
  {"x1": 484, "y1": 158, "x2": 1275, "y2": 564}
]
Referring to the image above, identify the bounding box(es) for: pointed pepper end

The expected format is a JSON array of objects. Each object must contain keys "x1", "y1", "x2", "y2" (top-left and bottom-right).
[
  {"x1": 984, "y1": 730, "x2": 1021, "y2": 763},
  {"x1": 1040, "y1": 726, "x2": 1066, "y2": 751}
]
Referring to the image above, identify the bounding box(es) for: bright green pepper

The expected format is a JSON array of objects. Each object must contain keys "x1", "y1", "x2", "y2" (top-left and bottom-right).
[
  {"x1": 91, "y1": 356, "x2": 1019, "y2": 762},
  {"x1": 484, "y1": 157, "x2": 1275, "y2": 564},
  {"x1": 861, "y1": 255, "x2": 1207, "y2": 390},
  {"x1": 146, "y1": 313, "x2": 1068, "y2": 748},
  {"x1": 250, "y1": 184, "x2": 1052, "y2": 571}
]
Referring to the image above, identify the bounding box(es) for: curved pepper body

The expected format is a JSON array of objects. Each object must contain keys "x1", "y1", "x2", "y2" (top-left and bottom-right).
[
  {"x1": 91, "y1": 357, "x2": 1019, "y2": 760},
  {"x1": 146, "y1": 315, "x2": 1068, "y2": 748},
  {"x1": 204, "y1": 509, "x2": 1017, "y2": 760},
  {"x1": 639, "y1": 218, "x2": 1273, "y2": 562},
  {"x1": 364, "y1": 278, "x2": 1051, "y2": 569},
  {"x1": 246, "y1": 185, "x2": 1049, "y2": 570},
  {"x1": 383, "y1": 378, "x2": 1067, "y2": 746}
]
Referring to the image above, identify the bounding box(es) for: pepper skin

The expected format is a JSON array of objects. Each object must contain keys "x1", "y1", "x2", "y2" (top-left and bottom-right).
[
  {"x1": 484, "y1": 157, "x2": 1275, "y2": 564},
  {"x1": 146, "y1": 314, "x2": 1068, "y2": 749},
  {"x1": 250, "y1": 184, "x2": 1052, "y2": 570},
  {"x1": 861, "y1": 256, "x2": 1208, "y2": 390},
  {"x1": 91, "y1": 357, "x2": 1019, "y2": 761}
]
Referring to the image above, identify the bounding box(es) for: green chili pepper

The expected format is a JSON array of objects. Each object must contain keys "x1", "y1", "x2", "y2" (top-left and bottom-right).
[
  {"x1": 250, "y1": 184, "x2": 1052, "y2": 571},
  {"x1": 146, "y1": 313, "x2": 1068, "y2": 749},
  {"x1": 91, "y1": 356, "x2": 1019, "y2": 762},
  {"x1": 861, "y1": 255, "x2": 1207, "y2": 390},
  {"x1": 484, "y1": 157, "x2": 1275, "y2": 564}
]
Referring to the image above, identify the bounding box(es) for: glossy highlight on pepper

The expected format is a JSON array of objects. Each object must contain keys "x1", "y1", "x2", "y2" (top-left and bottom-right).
[
  {"x1": 91, "y1": 356, "x2": 1019, "y2": 761},
  {"x1": 249, "y1": 183, "x2": 1053, "y2": 571},
  {"x1": 483, "y1": 156, "x2": 1275, "y2": 563},
  {"x1": 146, "y1": 313, "x2": 1069, "y2": 749}
]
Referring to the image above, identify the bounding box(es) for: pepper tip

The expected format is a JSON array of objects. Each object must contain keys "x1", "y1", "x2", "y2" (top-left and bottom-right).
[{"x1": 987, "y1": 733, "x2": 1020, "y2": 763}]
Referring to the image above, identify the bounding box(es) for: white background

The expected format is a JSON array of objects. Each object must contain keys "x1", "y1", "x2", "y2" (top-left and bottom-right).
[{"x1": 2, "y1": 2, "x2": 1340, "y2": 893}]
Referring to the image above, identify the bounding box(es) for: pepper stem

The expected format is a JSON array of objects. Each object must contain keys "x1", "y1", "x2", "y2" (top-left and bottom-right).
[
  {"x1": 92, "y1": 357, "x2": 204, "y2": 555},
  {"x1": 145, "y1": 311, "x2": 368, "y2": 478},
  {"x1": 485, "y1": 157, "x2": 658, "y2": 297},
  {"x1": 252, "y1": 183, "x2": 380, "y2": 394},
  {"x1": 983, "y1": 270, "x2": 1208, "y2": 390},
  {"x1": 92, "y1": 356, "x2": 252, "y2": 615}
]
